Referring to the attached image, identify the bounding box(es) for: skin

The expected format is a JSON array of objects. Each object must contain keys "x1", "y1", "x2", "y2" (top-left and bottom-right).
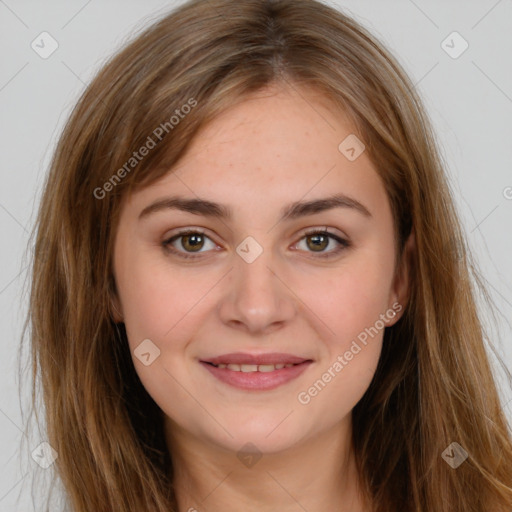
[{"x1": 112, "y1": 83, "x2": 413, "y2": 512}]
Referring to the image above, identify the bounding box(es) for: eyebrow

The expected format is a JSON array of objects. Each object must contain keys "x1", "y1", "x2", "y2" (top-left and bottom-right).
[{"x1": 138, "y1": 193, "x2": 372, "y2": 222}]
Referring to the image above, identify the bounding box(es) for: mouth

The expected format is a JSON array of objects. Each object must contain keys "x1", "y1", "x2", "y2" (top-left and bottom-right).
[{"x1": 199, "y1": 353, "x2": 313, "y2": 391}]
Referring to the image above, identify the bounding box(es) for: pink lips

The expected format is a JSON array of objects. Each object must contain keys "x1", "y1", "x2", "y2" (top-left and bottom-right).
[{"x1": 200, "y1": 352, "x2": 313, "y2": 391}]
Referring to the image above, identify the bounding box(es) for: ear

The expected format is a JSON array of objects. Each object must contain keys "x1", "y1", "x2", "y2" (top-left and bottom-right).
[{"x1": 386, "y1": 228, "x2": 415, "y2": 327}]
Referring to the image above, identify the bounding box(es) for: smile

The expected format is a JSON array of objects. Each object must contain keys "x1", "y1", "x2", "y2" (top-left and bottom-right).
[{"x1": 200, "y1": 359, "x2": 313, "y2": 391}]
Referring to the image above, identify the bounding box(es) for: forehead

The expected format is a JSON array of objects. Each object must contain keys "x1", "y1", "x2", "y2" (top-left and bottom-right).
[{"x1": 123, "y1": 86, "x2": 389, "y2": 223}]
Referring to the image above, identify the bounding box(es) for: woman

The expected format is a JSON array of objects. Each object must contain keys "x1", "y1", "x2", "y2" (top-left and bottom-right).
[{"x1": 26, "y1": 0, "x2": 512, "y2": 510}]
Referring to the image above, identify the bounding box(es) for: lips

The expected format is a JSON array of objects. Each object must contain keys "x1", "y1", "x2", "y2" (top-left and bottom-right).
[{"x1": 199, "y1": 352, "x2": 313, "y2": 390}]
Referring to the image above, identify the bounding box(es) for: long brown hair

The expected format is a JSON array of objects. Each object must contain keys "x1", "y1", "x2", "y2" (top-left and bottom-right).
[{"x1": 22, "y1": 0, "x2": 512, "y2": 510}]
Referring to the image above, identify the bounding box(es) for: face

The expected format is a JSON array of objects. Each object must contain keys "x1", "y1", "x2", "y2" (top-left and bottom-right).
[{"x1": 112, "y1": 84, "x2": 410, "y2": 456}]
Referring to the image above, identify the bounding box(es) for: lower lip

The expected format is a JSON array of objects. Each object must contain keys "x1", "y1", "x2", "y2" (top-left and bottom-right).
[{"x1": 200, "y1": 361, "x2": 312, "y2": 391}]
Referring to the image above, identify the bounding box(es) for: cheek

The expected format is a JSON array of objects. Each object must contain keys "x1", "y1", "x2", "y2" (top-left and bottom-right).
[
  {"x1": 117, "y1": 248, "x2": 212, "y2": 343},
  {"x1": 295, "y1": 272, "x2": 388, "y2": 418},
  {"x1": 294, "y1": 252, "x2": 393, "y2": 403},
  {"x1": 305, "y1": 254, "x2": 394, "y2": 344}
]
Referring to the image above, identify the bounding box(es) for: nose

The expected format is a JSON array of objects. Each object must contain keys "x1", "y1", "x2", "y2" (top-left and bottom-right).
[{"x1": 217, "y1": 244, "x2": 297, "y2": 336}]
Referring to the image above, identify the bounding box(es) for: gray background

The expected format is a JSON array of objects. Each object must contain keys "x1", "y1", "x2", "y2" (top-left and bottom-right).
[{"x1": 1, "y1": 0, "x2": 511, "y2": 509}]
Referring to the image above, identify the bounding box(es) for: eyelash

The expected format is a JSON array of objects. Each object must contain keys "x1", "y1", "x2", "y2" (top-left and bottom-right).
[{"x1": 162, "y1": 228, "x2": 351, "y2": 260}]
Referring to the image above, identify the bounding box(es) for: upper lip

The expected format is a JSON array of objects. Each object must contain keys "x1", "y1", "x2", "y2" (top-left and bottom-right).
[{"x1": 201, "y1": 352, "x2": 312, "y2": 366}]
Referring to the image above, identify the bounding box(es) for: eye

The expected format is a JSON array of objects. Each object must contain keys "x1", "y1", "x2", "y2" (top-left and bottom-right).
[
  {"x1": 294, "y1": 228, "x2": 350, "y2": 259},
  {"x1": 162, "y1": 229, "x2": 217, "y2": 259}
]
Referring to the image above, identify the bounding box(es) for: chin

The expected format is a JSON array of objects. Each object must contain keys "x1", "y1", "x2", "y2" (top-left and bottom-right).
[{"x1": 200, "y1": 416, "x2": 310, "y2": 456}]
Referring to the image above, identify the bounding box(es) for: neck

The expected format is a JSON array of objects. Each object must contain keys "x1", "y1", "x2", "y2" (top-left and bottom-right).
[{"x1": 165, "y1": 415, "x2": 369, "y2": 512}]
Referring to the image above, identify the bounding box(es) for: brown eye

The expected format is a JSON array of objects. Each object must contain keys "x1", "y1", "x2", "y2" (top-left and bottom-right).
[
  {"x1": 295, "y1": 229, "x2": 350, "y2": 259},
  {"x1": 162, "y1": 230, "x2": 217, "y2": 259}
]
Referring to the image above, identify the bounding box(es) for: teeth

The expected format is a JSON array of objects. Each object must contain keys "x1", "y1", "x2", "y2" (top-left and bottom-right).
[
  {"x1": 240, "y1": 364, "x2": 258, "y2": 372},
  {"x1": 259, "y1": 364, "x2": 277, "y2": 372},
  {"x1": 213, "y1": 362, "x2": 299, "y2": 372}
]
